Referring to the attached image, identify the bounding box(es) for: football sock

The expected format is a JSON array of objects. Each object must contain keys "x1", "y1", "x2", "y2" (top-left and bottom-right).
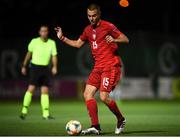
[
  {"x1": 41, "y1": 93, "x2": 50, "y2": 118},
  {"x1": 106, "y1": 100, "x2": 124, "y2": 120},
  {"x1": 21, "y1": 91, "x2": 32, "y2": 114},
  {"x1": 86, "y1": 98, "x2": 99, "y2": 126}
]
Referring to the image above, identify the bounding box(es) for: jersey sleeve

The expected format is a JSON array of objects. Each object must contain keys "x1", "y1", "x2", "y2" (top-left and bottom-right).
[
  {"x1": 51, "y1": 41, "x2": 58, "y2": 56},
  {"x1": 109, "y1": 23, "x2": 122, "y2": 39},
  {"x1": 28, "y1": 39, "x2": 35, "y2": 52},
  {"x1": 79, "y1": 28, "x2": 88, "y2": 41}
]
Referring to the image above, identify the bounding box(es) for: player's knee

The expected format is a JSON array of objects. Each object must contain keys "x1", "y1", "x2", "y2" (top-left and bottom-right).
[
  {"x1": 100, "y1": 95, "x2": 107, "y2": 102},
  {"x1": 100, "y1": 94, "x2": 108, "y2": 103},
  {"x1": 83, "y1": 90, "x2": 93, "y2": 101},
  {"x1": 83, "y1": 84, "x2": 97, "y2": 101},
  {"x1": 41, "y1": 86, "x2": 49, "y2": 94},
  {"x1": 27, "y1": 85, "x2": 36, "y2": 93},
  {"x1": 83, "y1": 91, "x2": 88, "y2": 100}
]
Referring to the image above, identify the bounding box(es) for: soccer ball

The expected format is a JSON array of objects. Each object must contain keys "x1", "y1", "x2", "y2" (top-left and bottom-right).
[{"x1": 65, "y1": 120, "x2": 82, "y2": 135}]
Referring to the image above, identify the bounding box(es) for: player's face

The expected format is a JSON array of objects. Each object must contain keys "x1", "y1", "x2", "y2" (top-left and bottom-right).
[
  {"x1": 87, "y1": 9, "x2": 100, "y2": 26},
  {"x1": 39, "y1": 26, "x2": 49, "y2": 40}
]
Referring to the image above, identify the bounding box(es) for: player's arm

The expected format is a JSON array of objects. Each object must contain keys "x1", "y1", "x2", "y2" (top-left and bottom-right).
[
  {"x1": 21, "y1": 51, "x2": 32, "y2": 75},
  {"x1": 105, "y1": 33, "x2": 129, "y2": 44},
  {"x1": 55, "y1": 27, "x2": 85, "y2": 48},
  {"x1": 114, "y1": 33, "x2": 129, "y2": 43},
  {"x1": 106, "y1": 23, "x2": 129, "y2": 44},
  {"x1": 51, "y1": 55, "x2": 58, "y2": 75}
]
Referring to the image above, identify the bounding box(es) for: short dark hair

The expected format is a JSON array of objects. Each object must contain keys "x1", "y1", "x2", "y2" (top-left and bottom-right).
[
  {"x1": 87, "y1": 4, "x2": 101, "y2": 15},
  {"x1": 40, "y1": 25, "x2": 49, "y2": 30}
]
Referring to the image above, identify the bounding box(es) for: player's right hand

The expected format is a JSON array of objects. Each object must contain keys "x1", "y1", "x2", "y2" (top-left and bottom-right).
[
  {"x1": 51, "y1": 66, "x2": 57, "y2": 75},
  {"x1": 54, "y1": 27, "x2": 63, "y2": 39},
  {"x1": 21, "y1": 67, "x2": 27, "y2": 75},
  {"x1": 105, "y1": 35, "x2": 115, "y2": 43}
]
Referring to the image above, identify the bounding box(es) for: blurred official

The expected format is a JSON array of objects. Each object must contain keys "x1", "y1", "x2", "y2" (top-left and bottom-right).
[{"x1": 20, "y1": 25, "x2": 58, "y2": 120}]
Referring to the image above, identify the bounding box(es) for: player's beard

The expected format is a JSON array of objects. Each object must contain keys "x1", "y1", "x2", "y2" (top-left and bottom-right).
[
  {"x1": 90, "y1": 20, "x2": 96, "y2": 25},
  {"x1": 91, "y1": 18, "x2": 100, "y2": 28}
]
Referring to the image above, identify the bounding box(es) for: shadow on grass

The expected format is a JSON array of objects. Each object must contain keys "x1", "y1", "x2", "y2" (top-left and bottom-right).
[
  {"x1": 79, "y1": 131, "x2": 167, "y2": 136},
  {"x1": 123, "y1": 130, "x2": 166, "y2": 135},
  {"x1": 100, "y1": 131, "x2": 114, "y2": 135},
  {"x1": 79, "y1": 132, "x2": 114, "y2": 136}
]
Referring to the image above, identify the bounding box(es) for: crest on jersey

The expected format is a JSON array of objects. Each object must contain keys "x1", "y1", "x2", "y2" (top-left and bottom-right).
[{"x1": 92, "y1": 34, "x2": 96, "y2": 40}]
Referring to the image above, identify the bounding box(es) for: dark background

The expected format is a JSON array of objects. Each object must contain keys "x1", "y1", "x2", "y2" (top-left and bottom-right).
[
  {"x1": 0, "y1": 0, "x2": 179, "y2": 36},
  {"x1": 0, "y1": 0, "x2": 180, "y2": 79}
]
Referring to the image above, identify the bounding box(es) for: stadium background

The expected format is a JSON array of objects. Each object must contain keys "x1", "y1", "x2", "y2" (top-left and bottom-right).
[
  {"x1": 0, "y1": 0, "x2": 179, "y2": 99},
  {"x1": 0, "y1": 0, "x2": 180, "y2": 136}
]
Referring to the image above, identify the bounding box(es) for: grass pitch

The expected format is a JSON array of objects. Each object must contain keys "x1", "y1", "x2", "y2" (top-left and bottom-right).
[{"x1": 0, "y1": 100, "x2": 180, "y2": 136}]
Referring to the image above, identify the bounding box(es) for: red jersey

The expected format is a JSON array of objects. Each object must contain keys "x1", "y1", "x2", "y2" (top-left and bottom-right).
[{"x1": 80, "y1": 20, "x2": 122, "y2": 68}]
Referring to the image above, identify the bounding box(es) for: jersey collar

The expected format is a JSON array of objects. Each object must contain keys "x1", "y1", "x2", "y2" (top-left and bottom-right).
[{"x1": 91, "y1": 20, "x2": 102, "y2": 29}]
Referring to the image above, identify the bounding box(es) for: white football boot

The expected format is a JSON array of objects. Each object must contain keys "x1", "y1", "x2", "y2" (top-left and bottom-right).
[
  {"x1": 81, "y1": 125, "x2": 101, "y2": 135},
  {"x1": 115, "y1": 118, "x2": 126, "y2": 134}
]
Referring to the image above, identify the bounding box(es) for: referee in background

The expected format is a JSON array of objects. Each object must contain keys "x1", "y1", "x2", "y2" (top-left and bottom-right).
[{"x1": 20, "y1": 25, "x2": 58, "y2": 120}]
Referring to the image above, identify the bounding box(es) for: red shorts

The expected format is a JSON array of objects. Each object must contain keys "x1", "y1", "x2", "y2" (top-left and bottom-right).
[{"x1": 87, "y1": 66, "x2": 121, "y2": 93}]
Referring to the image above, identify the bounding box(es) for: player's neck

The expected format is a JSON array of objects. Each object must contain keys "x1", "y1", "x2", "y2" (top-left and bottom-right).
[
  {"x1": 40, "y1": 37, "x2": 48, "y2": 42},
  {"x1": 97, "y1": 19, "x2": 101, "y2": 26},
  {"x1": 92, "y1": 19, "x2": 101, "y2": 28}
]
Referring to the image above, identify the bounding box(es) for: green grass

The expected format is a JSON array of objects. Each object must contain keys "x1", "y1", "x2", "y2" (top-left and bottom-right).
[{"x1": 0, "y1": 100, "x2": 180, "y2": 136}]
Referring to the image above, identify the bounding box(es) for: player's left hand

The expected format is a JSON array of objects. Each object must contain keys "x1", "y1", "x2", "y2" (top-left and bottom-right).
[
  {"x1": 105, "y1": 35, "x2": 115, "y2": 43},
  {"x1": 54, "y1": 27, "x2": 63, "y2": 39},
  {"x1": 52, "y1": 67, "x2": 57, "y2": 75}
]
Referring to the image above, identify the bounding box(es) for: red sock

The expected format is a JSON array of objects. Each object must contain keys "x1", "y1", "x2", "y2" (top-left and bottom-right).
[
  {"x1": 107, "y1": 100, "x2": 124, "y2": 120},
  {"x1": 86, "y1": 98, "x2": 99, "y2": 126}
]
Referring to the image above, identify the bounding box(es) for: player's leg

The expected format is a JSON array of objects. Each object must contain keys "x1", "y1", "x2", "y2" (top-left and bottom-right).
[
  {"x1": 20, "y1": 64, "x2": 39, "y2": 119},
  {"x1": 100, "y1": 92, "x2": 124, "y2": 120},
  {"x1": 20, "y1": 85, "x2": 36, "y2": 119},
  {"x1": 100, "y1": 66, "x2": 126, "y2": 134},
  {"x1": 81, "y1": 69, "x2": 102, "y2": 135},
  {"x1": 84, "y1": 70, "x2": 101, "y2": 128},
  {"x1": 84, "y1": 84, "x2": 99, "y2": 126},
  {"x1": 100, "y1": 91, "x2": 126, "y2": 134},
  {"x1": 40, "y1": 67, "x2": 53, "y2": 119},
  {"x1": 82, "y1": 84, "x2": 101, "y2": 135},
  {"x1": 40, "y1": 86, "x2": 53, "y2": 119}
]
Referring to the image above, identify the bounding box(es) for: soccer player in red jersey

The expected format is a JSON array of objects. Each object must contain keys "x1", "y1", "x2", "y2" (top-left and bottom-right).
[{"x1": 55, "y1": 4, "x2": 129, "y2": 135}]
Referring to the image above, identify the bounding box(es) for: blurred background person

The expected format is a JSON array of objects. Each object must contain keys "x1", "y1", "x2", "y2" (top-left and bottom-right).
[
  {"x1": 20, "y1": 25, "x2": 58, "y2": 120},
  {"x1": 150, "y1": 71, "x2": 159, "y2": 98}
]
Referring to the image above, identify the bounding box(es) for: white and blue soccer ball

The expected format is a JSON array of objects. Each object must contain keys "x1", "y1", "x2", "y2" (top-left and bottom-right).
[{"x1": 65, "y1": 120, "x2": 82, "y2": 135}]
